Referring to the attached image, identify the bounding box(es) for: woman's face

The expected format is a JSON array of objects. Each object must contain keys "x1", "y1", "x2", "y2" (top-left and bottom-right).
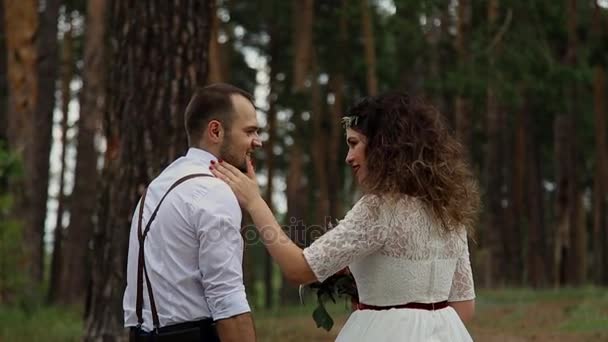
[{"x1": 345, "y1": 128, "x2": 368, "y2": 184}]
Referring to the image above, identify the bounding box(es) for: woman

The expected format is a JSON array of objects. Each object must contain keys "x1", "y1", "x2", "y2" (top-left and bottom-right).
[{"x1": 210, "y1": 91, "x2": 480, "y2": 341}]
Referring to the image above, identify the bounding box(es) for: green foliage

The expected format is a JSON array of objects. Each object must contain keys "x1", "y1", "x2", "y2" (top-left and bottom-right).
[
  {"x1": 308, "y1": 272, "x2": 357, "y2": 331},
  {"x1": 0, "y1": 144, "x2": 27, "y2": 305},
  {"x1": 312, "y1": 303, "x2": 334, "y2": 331}
]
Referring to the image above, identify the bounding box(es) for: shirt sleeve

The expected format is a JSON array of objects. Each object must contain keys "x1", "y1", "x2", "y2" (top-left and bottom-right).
[
  {"x1": 303, "y1": 195, "x2": 388, "y2": 282},
  {"x1": 188, "y1": 180, "x2": 251, "y2": 320},
  {"x1": 448, "y1": 232, "x2": 476, "y2": 302}
]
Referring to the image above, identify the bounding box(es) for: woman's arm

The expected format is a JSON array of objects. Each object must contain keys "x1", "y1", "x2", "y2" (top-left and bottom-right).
[
  {"x1": 246, "y1": 198, "x2": 317, "y2": 285},
  {"x1": 210, "y1": 159, "x2": 317, "y2": 285},
  {"x1": 210, "y1": 159, "x2": 386, "y2": 285},
  {"x1": 448, "y1": 299, "x2": 475, "y2": 323}
]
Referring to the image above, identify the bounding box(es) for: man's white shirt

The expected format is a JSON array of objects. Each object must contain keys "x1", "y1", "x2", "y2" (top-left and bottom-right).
[{"x1": 123, "y1": 148, "x2": 250, "y2": 332}]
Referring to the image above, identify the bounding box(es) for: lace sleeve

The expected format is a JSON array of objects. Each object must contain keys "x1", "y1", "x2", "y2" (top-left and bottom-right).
[
  {"x1": 448, "y1": 234, "x2": 475, "y2": 302},
  {"x1": 303, "y1": 195, "x2": 388, "y2": 282}
]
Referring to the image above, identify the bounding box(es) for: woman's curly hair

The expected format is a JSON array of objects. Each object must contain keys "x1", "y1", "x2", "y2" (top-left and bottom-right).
[{"x1": 344, "y1": 91, "x2": 480, "y2": 233}]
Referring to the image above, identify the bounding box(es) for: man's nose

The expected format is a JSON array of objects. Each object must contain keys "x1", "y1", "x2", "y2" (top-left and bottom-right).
[{"x1": 252, "y1": 138, "x2": 263, "y2": 149}]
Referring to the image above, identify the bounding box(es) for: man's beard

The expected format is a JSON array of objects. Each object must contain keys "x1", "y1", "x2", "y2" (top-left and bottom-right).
[{"x1": 219, "y1": 137, "x2": 248, "y2": 173}]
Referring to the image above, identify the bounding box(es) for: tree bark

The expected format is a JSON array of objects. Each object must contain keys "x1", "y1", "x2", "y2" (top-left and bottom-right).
[
  {"x1": 0, "y1": 1, "x2": 6, "y2": 142},
  {"x1": 310, "y1": 52, "x2": 330, "y2": 226},
  {"x1": 49, "y1": 19, "x2": 74, "y2": 303},
  {"x1": 511, "y1": 91, "x2": 527, "y2": 286},
  {"x1": 207, "y1": 0, "x2": 224, "y2": 84},
  {"x1": 35, "y1": 0, "x2": 61, "y2": 284},
  {"x1": 327, "y1": 0, "x2": 348, "y2": 221},
  {"x1": 360, "y1": 0, "x2": 378, "y2": 96},
  {"x1": 84, "y1": 1, "x2": 211, "y2": 340},
  {"x1": 4, "y1": 0, "x2": 39, "y2": 278},
  {"x1": 262, "y1": 25, "x2": 279, "y2": 309},
  {"x1": 480, "y1": 0, "x2": 505, "y2": 288},
  {"x1": 553, "y1": 115, "x2": 570, "y2": 286},
  {"x1": 281, "y1": 0, "x2": 314, "y2": 306},
  {"x1": 59, "y1": 0, "x2": 107, "y2": 308},
  {"x1": 454, "y1": 0, "x2": 472, "y2": 150},
  {"x1": 557, "y1": 0, "x2": 585, "y2": 286},
  {"x1": 423, "y1": 5, "x2": 445, "y2": 112},
  {"x1": 281, "y1": 141, "x2": 306, "y2": 305},
  {"x1": 328, "y1": 74, "x2": 345, "y2": 220},
  {"x1": 281, "y1": 111, "x2": 309, "y2": 304},
  {"x1": 592, "y1": 0, "x2": 608, "y2": 285},
  {"x1": 292, "y1": 0, "x2": 313, "y2": 92},
  {"x1": 526, "y1": 114, "x2": 548, "y2": 287},
  {"x1": 509, "y1": 87, "x2": 531, "y2": 287}
]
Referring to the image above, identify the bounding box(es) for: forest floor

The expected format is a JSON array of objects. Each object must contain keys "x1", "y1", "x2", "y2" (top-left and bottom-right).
[
  {"x1": 1, "y1": 287, "x2": 607, "y2": 341},
  {"x1": 256, "y1": 287, "x2": 608, "y2": 342}
]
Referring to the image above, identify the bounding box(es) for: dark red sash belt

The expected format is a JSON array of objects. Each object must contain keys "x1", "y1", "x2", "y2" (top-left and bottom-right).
[{"x1": 357, "y1": 300, "x2": 449, "y2": 311}]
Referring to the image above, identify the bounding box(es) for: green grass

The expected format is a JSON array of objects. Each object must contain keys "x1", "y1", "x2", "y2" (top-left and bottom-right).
[
  {"x1": 559, "y1": 300, "x2": 608, "y2": 333},
  {"x1": 1, "y1": 287, "x2": 607, "y2": 341},
  {"x1": 469, "y1": 287, "x2": 608, "y2": 341},
  {"x1": 0, "y1": 305, "x2": 83, "y2": 342}
]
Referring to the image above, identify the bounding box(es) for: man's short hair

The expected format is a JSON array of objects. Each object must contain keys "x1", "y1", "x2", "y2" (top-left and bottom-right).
[{"x1": 184, "y1": 83, "x2": 254, "y2": 146}]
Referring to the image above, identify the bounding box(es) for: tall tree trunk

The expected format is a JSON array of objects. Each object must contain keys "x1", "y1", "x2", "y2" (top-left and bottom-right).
[
  {"x1": 262, "y1": 25, "x2": 279, "y2": 309},
  {"x1": 292, "y1": 0, "x2": 313, "y2": 92},
  {"x1": 592, "y1": 0, "x2": 608, "y2": 285},
  {"x1": 454, "y1": 0, "x2": 472, "y2": 150},
  {"x1": 60, "y1": 0, "x2": 107, "y2": 308},
  {"x1": 555, "y1": 0, "x2": 585, "y2": 286},
  {"x1": 511, "y1": 89, "x2": 527, "y2": 286},
  {"x1": 207, "y1": 0, "x2": 224, "y2": 84},
  {"x1": 281, "y1": 141, "x2": 306, "y2": 305},
  {"x1": 0, "y1": 1, "x2": 6, "y2": 142},
  {"x1": 311, "y1": 52, "x2": 329, "y2": 226},
  {"x1": 84, "y1": 1, "x2": 211, "y2": 340},
  {"x1": 327, "y1": 0, "x2": 348, "y2": 221},
  {"x1": 49, "y1": 19, "x2": 75, "y2": 303},
  {"x1": 4, "y1": 0, "x2": 42, "y2": 284},
  {"x1": 424, "y1": 5, "x2": 445, "y2": 112},
  {"x1": 553, "y1": 115, "x2": 570, "y2": 286},
  {"x1": 328, "y1": 73, "x2": 345, "y2": 220},
  {"x1": 480, "y1": 0, "x2": 505, "y2": 288},
  {"x1": 280, "y1": 125, "x2": 308, "y2": 303},
  {"x1": 593, "y1": 163, "x2": 608, "y2": 285},
  {"x1": 281, "y1": 0, "x2": 314, "y2": 306},
  {"x1": 35, "y1": 0, "x2": 61, "y2": 285},
  {"x1": 262, "y1": 103, "x2": 276, "y2": 308},
  {"x1": 526, "y1": 112, "x2": 548, "y2": 287},
  {"x1": 360, "y1": 0, "x2": 378, "y2": 96}
]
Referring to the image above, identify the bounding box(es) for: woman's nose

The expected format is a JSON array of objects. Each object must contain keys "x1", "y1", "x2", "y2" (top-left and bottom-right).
[{"x1": 345, "y1": 154, "x2": 353, "y2": 164}]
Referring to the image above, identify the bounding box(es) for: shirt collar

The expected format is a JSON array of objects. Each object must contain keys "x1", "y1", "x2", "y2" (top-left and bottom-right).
[{"x1": 186, "y1": 147, "x2": 218, "y2": 164}]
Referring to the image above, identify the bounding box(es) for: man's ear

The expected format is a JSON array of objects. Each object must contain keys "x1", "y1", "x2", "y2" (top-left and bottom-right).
[{"x1": 207, "y1": 120, "x2": 224, "y2": 142}]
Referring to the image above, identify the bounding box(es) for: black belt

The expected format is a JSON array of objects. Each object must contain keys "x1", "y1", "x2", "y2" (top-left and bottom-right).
[
  {"x1": 129, "y1": 318, "x2": 219, "y2": 342},
  {"x1": 357, "y1": 300, "x2": 449, "y2": 311}
]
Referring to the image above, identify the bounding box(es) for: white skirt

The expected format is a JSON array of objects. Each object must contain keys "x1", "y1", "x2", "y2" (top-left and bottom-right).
[{"x1": 336, "y1": 306, "x2": 473, "y2": 342}]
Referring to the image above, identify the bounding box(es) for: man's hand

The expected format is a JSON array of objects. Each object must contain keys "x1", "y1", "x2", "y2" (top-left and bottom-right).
[{"x1": 215, "y1": 312, "x2": 256, "y2": 342}]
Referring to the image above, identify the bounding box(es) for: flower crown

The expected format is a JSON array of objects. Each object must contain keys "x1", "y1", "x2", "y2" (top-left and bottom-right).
[{"x1": 341, "y1": 115, "x2": 359, "y2": 129}]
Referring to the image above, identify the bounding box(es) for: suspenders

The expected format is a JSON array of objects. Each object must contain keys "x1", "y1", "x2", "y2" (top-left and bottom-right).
[{"x1": 135, "y1": 173, "x2": 212, "y2": 331}]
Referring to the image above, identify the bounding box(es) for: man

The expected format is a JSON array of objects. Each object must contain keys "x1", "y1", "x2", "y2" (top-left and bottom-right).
[{"x1": 123, "y1": 83, "x2": 261, "y2": 341}]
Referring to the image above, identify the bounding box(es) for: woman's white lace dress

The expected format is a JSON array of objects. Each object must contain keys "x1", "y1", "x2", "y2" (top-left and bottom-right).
[{"x1": 303, "y1": 195, "x2": 475, "y2": 341}]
